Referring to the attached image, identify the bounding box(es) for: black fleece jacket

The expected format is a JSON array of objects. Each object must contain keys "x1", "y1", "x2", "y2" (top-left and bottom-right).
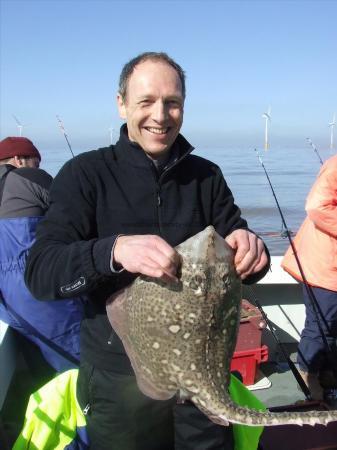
[{"x1": 25, "y1": 126, "x2": 270, "y2": 371}]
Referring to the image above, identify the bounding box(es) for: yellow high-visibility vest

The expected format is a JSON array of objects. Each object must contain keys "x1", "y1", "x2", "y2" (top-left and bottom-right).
[{"x1": 13, "y1": 369, "x2": 265, "y2": 450}]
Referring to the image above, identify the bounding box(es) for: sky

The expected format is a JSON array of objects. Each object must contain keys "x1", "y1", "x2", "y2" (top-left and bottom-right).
[{"x1": 1, "y1": 0, "x2": 336, "y2": 154}]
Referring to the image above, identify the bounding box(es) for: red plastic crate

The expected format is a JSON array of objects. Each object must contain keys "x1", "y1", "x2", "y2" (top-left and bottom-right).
[
  {"x1": 230, "y1": 345, "x2": 269, "y2": 385},
  {"x1": 236, "y1": 299, "x2": 266, "y2": 351},
  {"x1": 230, "y1": 299, "x2": 269, "y2": 385}
]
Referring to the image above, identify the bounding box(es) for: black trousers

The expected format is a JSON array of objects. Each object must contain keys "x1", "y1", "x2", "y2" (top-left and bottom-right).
[{"x1": 77, "y1": 361, "x2": 234, "y2": 450}]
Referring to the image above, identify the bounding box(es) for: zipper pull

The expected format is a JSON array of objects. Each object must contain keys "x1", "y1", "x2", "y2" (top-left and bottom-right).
[
  {"x1": 157, "y1": 192, "x2": 161, "y2": 206},
  {"x1": 83, "y1": 403, "x2": 91, "y2": 415}
]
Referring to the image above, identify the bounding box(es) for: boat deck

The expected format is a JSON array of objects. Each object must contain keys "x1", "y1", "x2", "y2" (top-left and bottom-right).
[
  {"x1": 252, "y1": 344, "x2": 306, "y2": 408},
  {"x1": 257, "y1": 355, "x2": 337, "y2": 450}
]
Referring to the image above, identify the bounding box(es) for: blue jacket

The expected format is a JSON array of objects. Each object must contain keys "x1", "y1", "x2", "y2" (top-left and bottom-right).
[{"x1": 0, "y1": 165, "x2": 84, "y2": 371}]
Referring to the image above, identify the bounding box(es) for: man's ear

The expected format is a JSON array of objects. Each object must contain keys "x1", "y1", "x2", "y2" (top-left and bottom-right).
[
  {"x1": 117, "y1": 93, "x2": 126, "y2": 119},
  {"x1": 13, "y1": 155, "x2": 24, "y2": 167}
]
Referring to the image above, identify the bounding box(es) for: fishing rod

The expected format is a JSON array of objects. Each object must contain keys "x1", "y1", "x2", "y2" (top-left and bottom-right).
[
  {"x1": 254, "y1": 230, "x2": 296, "y2": 238},
  {"x1": 306, "y1": 138, "x2": 323, "y2": 166},
  {"x1": 56, "y1": 115, "x2": 75, "y2": 158},
  {"x1": 246, "y1": 286, "x2": 312, "y2": 400},
  {"x1": 255, "y1": 148, "x2": 337, "y2": 376}
]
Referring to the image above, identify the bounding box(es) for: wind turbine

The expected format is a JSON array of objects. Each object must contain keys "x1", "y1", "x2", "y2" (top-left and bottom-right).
[
  {"x1": 12, "y1": 114, "x2": 28, "y2": 136},
  {"x1": 329, "y1": 113, "x2": 336, "y2": 150},
  {"x1": 262, "y1": 106, "x2": 271, "y2": 151}
]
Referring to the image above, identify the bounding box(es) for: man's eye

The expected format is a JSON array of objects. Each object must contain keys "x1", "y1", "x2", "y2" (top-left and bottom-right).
[{"x1": 168, "y1": 100, "x2": 181, "y2": 107}]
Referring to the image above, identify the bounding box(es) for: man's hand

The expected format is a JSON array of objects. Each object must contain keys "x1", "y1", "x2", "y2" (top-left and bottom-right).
[
  {"x1": 225, "y1": 229, "x2": 268, "y2": 280},
  {"x1": 113, "y1": 234, "x2": 181, "y2": 283}
]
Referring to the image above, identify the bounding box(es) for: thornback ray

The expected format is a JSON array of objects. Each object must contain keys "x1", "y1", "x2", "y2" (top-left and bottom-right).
[{"x1": 106, "y1": 226, "x2": 337, "y2": 427}]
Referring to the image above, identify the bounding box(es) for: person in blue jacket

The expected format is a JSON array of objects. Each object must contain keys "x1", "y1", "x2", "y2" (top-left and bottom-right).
[{"x1": 0, "y1": 136, "x2": 84, "y2": 372}]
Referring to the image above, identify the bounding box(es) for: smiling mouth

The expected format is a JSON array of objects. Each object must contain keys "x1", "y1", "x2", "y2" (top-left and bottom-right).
[{"x1": 145, "y1": 127, "x2": 169, "y2": 135}]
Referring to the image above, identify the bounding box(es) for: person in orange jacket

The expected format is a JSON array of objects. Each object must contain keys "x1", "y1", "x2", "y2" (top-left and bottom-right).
[{"x1": 282, "y1": 154, "x2": 337, "y2": 400}]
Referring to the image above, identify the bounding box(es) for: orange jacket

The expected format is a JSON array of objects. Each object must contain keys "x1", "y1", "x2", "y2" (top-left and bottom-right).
[{"x1": 282, "y1": 154, "x2": 337, "y2": 291}]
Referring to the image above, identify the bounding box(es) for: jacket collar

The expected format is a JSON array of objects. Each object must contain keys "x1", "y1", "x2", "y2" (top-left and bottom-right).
[
  {"x1": 0, "y1": 163, "x2": 16, "y2": 178},
  {"x1": 114, "y1": 124, "x2": 194, "y2": 170}
]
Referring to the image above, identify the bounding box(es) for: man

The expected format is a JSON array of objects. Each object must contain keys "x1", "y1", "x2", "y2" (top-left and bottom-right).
[
  {"x1": 0, "y1": 136, "x2": 84, "y2": 373},
  {"x1": 282, "y1": 154, "x2": 337, "y2": 400},
  {"x1": 25, "y1": 53, "x2": 270, "y2": 449}
]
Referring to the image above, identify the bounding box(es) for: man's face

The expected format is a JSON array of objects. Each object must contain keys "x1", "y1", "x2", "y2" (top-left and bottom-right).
[
  {"x1": 117, "y1": 60, "x2": 184, "y2": 159},
  {"x1": 21, "y1": 156, "x2": 40, "y2": 168},
  {"x1": 10, "y1": 156, "x2": 40, "y2": 169}
]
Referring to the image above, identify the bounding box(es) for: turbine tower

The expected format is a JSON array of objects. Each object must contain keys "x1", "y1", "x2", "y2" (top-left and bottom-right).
[
  {"x1": 262, "y1": 106, "x2": 271, "y2": 151},
  {"x1": 329, "y1": 113, "x2": 336, "y2": 150},
  {"x1": 12, "y1": 114, "x2": 27, "y2": 136}
]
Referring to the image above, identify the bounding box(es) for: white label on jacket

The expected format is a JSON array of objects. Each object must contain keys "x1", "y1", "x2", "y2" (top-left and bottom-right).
[{"x1": 60, "y1": 276, "x2": 86, "y2": 294}]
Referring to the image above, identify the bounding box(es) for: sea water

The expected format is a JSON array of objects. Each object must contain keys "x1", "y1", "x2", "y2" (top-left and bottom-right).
[
  {"x1": 41, "y1": 145, "x2": 335, "y2": 256},
  {"x1": 195, "y1": 145, "x2": 334, "y2": 255}
]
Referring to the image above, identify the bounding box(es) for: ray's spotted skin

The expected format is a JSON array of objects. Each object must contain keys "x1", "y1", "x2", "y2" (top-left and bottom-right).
[{"x1": 106, "y1": 226, "x2": 337, "y2": 427}]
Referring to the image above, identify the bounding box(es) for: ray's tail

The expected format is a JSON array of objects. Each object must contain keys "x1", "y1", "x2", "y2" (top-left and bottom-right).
[
  {"x1": 192, "y1": 388, "x2": 337, "y2": 427},
  {"x1": 221, "y1": 400, "x2": 337, "y2": 427}
]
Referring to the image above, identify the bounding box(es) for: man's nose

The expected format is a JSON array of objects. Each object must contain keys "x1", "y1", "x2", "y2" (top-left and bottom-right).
[{"x1": 152, "y1": 100, "x2": 167, "y2": 122}]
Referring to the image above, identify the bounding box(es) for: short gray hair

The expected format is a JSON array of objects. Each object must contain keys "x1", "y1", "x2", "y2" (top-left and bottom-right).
[{"x1": 119, "y1": 52, "x2": 186, "y2": 101}]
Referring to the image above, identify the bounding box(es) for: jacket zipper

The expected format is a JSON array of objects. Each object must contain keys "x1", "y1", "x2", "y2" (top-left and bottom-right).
[
  {"x1": 157, "y1": 186, "x2": 163, "y2": 234},
  {"x1": 152, "y1": 146, "x2": 193, "y2": 237},
  {"x1": 83, "y1": 365, "x2": 95, "y2": 416},
  {"x1": 83, "y1": 403, "x2": 91, "y2": 416}
]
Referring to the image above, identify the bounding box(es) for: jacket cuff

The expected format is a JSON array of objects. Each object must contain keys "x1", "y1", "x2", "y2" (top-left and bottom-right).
[
  {"x1": 92, "y1": 235, "x2": 118, "y2": 275},
  {"x1": 110, "y1": 235, "x2": 125, "y2": 273}
]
